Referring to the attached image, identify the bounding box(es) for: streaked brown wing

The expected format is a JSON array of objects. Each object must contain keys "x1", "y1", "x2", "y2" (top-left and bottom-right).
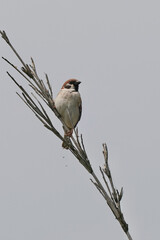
[{"x1": 74, "y1": 101, "x2": 82, "y2": 128}]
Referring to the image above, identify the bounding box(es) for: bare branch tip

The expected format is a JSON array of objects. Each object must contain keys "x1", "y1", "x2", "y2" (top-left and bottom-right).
[
  {"x1": 119, "y1": 187, "x2": 124, "y2": 201},
  {"x1": 0, "y1": 30, "x2": 10, "y2": 44}
]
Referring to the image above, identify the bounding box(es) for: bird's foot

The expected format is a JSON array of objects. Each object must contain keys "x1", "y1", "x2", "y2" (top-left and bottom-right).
[{"x1": 65, "y1": 129, "x2": 73, "y2": 137}]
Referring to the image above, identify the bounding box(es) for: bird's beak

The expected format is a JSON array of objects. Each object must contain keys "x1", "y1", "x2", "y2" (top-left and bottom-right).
[{"x1": 76, "y1": 81, "x2": 81, "y2": 85}]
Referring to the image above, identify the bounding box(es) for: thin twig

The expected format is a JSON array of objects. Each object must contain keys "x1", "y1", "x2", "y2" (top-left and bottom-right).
[
  {"x1": 99, "y1": 166, "x2": 113, "y2": 200},
  {"x1": 1, "y1": 30, "x2": 26, "y2": 68}
]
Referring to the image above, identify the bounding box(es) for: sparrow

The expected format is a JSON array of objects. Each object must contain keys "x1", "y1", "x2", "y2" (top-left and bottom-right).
[{"x1": 54, "y1": 79, "x2": 82, "y2": 149}]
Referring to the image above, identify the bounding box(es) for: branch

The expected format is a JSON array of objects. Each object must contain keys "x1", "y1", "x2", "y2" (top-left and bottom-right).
[{"x1": 1, "y1": 30, "x2": 133, "y2": 240}]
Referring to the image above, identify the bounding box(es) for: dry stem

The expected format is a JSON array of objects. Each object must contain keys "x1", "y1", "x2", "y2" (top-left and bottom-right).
[{"x1": 1, "y1": 30, "x2": 133, "y2": 240}]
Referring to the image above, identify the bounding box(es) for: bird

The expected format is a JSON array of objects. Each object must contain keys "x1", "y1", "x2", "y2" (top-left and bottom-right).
[{"x1": 54, "y1": 79, "x2": 82, "y2": 149}]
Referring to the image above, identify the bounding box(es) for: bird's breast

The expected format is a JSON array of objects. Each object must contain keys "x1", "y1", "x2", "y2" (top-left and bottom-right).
[{"x1": 54, "y1": 90, "x2": 81, "y2": 129}]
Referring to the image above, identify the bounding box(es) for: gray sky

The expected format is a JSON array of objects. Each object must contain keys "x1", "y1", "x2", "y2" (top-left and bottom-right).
[{"x1": 1, "y1": 0, "x2": 160, "y2": 239}]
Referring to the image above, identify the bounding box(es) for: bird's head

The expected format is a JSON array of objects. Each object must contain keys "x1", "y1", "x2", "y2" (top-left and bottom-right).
[{"x1": 62, "y1": 79, "x2": 81, "y2": 92}]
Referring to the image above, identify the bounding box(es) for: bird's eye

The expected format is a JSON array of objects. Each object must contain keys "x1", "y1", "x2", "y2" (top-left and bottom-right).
[{"x1": 65, "y1": 84, "x2": 71, "y2": 89}]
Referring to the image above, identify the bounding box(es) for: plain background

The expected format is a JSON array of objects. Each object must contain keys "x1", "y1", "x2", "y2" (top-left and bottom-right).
[{"x1": 1, "y1": 0, "x2": 160, "y2": 239}]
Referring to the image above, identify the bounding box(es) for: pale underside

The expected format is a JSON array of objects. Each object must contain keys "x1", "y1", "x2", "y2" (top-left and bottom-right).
[{"x1": 54, "y1": 89, "x2": 81, "y2": 129}]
